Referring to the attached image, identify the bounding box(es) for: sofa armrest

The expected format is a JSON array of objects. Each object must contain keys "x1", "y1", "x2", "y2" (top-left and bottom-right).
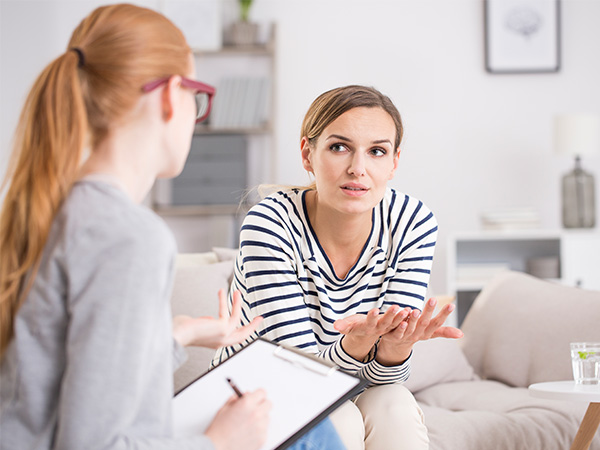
[{"x1": 460, "y1": 271, "x2": 600, "y2": 387}]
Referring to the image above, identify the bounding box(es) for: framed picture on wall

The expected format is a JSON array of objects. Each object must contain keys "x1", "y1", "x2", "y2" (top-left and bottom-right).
[{"x1": 485, "y1": 0, "x2": 560, "y2": 73}]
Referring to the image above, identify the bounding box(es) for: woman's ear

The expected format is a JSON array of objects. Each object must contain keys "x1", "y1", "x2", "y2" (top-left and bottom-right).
[
  {"x1": 161, "y1": 75, "x2": 182, "y2": 122},
  {"x1": 300, "y1": 136, "x2": 313, "y2": 173},
  {"x1": 389, "y1": 148, "x2": 401, "y2": 180}
]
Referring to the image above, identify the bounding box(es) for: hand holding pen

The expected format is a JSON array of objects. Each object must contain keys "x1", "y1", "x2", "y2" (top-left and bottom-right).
[
  {"x1": 205, "y1": 379, "x2": 271, "y2": 450},
  {"x1": 226, "y1": 377, "x2": 243, "y2": 397}
]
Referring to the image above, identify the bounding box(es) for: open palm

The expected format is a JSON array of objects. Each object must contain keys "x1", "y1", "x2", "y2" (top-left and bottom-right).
[{"x1": 173, "y1": 289, "x2": 263, "y2": 349}]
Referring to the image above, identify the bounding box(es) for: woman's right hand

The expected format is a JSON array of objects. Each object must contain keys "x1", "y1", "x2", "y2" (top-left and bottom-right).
[
  {"x1": 204, "y1": 389, "x2": 271, "y2": 450},
  {"x1": 333, "y1": 305, "x2": 410, "y2": 361}
]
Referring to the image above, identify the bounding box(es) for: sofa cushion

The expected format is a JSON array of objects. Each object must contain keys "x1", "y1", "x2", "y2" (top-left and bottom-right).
[
  {"x1": 415, "y1": 380, "x2": 593, "y2": 450},
  {"x1": 403, "y1": 338, "x2": 478, "y2": 394},
  {"x1": 171, "y1": 254, "x2": 236, "y2": 393},
  {"x1": 175, "y1": 252, "x2": 219, "y2": 267},
  {"x1": 212, "y1": 246, "x2": 238, "y2": 263},
  {"x1": 171, "y1": 259, "x2": 233, "y2": 318},
  {"x1": 460, "y1": 271, "x2": 600, "y2": 388}
]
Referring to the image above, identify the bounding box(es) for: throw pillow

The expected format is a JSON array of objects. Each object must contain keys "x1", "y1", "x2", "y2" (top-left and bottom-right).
[
  {"x1": 212, "y1": 247, "x2": 238, "y2": 286},
  {"x1": 403, "y1": 338, "x2": 478, "y2": 394},
  {"x1": 212, "y1": 246, "x2": 239, "y2": 262},
  {"x1": 170, "y1": 259, "x2": 234, "y2": 318}
]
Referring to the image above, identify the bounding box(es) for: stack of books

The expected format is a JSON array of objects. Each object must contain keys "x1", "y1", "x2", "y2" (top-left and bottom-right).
[
  {"x1": 480, "y1": 208, "x2": 540, "y2": 230},
  {"x1": 209, "y1": 77, "x2": 270, "y2": 129}
]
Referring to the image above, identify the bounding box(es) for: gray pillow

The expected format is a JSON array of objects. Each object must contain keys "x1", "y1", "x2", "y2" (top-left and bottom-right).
[
  {"x1": 212, "y1": 246, "x2": 238, "y2": 262},
  {"x1": 403, "y1": 338, "x2": 478, "y2": 394}
]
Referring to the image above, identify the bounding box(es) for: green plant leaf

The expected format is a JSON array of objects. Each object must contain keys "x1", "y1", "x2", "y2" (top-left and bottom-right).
[
  {"x1": 577, "y1": 351, "x2": 598, "y2": 359},
  {"x1": 239, "y1": 0, "x2": 253, "y2": 22}
]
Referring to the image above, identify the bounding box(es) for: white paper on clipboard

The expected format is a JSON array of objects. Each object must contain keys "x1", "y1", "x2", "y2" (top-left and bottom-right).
[{"x1": 172, "y1": 338, "x2": 367, "y2": 450}]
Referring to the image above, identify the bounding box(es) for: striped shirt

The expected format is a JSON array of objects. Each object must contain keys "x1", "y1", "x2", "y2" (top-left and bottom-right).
[{"x1": 212, "y1": 187, "x2": 438, "y2": 385}]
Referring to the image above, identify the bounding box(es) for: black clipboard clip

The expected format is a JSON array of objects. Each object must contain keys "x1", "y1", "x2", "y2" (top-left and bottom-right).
[{"x1": 273, "y1": 344, "x2": 338, "y2": 377}]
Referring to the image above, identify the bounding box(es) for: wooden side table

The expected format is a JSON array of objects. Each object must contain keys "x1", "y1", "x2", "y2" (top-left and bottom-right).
[{"x1": 529, "y1": 381, "x2": 600, "y2": 450}]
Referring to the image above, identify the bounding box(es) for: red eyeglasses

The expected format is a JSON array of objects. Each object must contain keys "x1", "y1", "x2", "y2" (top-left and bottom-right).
[{"x1": 142, "y1": 76, "x2": 216, "y2": 123}]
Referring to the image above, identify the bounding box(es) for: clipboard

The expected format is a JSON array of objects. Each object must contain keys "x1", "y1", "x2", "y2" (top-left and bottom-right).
[{"x1": 172, "y1": 338, "x2": 368, "y2": 450}]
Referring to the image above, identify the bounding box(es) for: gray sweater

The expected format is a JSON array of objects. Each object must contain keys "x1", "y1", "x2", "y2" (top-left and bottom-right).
[{"x1": 0, "y1": 180, "x2": 214, "y2": 450}]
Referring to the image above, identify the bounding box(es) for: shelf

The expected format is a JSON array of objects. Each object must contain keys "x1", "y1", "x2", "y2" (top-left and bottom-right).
[
  {"x1": 192, "y1": 24, "x2": 276, "y2": 57},
  {"x1": 448, "y1": 229, "x2": 600, "y2": 326},
  {"x1": 153, "y1": 204, "x2": 249, "y2": 217},
  {"x1": 192, "y1": 43, "x2": 274, "y2": 57},
  {"x1": 450, "y1": 229, "x2": 562, "y2": 241},
  {"x1": 193, "y1": 124, "x2": 271, "y2": 135},
  {"x1": 456, "y1": 277, "x2": 562, "y2": 292},
  {"x1": 455, "y1": 281, "x2": 487, "y2": 291}
]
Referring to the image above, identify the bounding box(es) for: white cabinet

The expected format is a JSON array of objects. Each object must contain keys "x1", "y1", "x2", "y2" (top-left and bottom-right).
[{"x1": 447, "y1": 230, "x2": 600, "y2": 326}]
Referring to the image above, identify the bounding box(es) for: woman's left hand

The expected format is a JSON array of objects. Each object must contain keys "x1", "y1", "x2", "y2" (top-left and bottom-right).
[
  {"x1": 376, "y1": 298, "x2": 463, "y2": 366},
  {"x1": 172, "y1": 289, "x2": 263, "y2": 349}
]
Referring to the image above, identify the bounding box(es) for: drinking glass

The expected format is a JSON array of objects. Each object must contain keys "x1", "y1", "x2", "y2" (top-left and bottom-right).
[{"x1": 570, "y1": 342, "x2": 600, "y2": 385}]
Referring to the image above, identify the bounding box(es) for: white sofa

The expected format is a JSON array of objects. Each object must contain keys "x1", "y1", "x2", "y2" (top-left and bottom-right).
[
  {"x1": 404, "y1": 271, "x2": 600, "y2": 450},
  {"x1": 171, "y1": 249, "x2": 600, "y2": 450}
]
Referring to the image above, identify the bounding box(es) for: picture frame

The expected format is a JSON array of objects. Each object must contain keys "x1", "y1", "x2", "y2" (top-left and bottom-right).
[{"x1": 485, "y1": 0, "x2": 560, "y2": 74}]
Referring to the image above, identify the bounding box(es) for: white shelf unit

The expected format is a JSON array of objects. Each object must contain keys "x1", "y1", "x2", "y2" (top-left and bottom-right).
[
  {"x1": 447, "y1": 229, "x2": 600, "y2": 326},
  {"x1": 150, "y1": 27, "x2": 277, "y2": 251}
]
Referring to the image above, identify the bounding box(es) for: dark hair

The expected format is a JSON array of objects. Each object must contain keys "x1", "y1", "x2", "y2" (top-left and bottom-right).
[{"x1": 300, "y1": 85, "x2": 403, "y2": 153}]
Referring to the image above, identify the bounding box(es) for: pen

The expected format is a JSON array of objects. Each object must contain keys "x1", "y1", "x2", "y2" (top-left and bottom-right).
[{"x1": 226, "y1": 377, "x2": 243, "y2": 398}]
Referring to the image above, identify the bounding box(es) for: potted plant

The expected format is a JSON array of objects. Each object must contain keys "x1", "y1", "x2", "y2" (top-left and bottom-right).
[
  {"x1": 239, "y1": 0, "x2": 253, "y2": 22},
  {"x1": 226, "y1": 0, "x2": 259, "y2": 46}
]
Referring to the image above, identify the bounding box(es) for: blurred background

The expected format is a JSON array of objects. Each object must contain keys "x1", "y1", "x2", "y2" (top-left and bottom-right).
[{"x1": 2, "y1": 0, "x2": 599, "y2": 303}]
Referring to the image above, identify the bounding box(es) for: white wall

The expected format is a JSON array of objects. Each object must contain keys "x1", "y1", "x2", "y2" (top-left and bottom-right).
[
  {"x1": 0, "y1": 0, "x2": 157, "y2": 176},
  {"x1": 251, "y1": 0, "x2": 600, "y2": 296},
  {"x1": 2, "y1": 0, "x2": 599, "y2": 296}
]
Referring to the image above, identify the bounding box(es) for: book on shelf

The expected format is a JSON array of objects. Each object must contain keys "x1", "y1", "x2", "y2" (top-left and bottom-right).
[
  {"x1": 209, "y1": 76, "x2": 270, "y2": 129},
  {"x1": 255, "y1": 77, "x2": 270, "y2": 127},
  {"x1": 239, "y1": 77, "x2": 259, "y2": 128},
  {"x1": 480, "y1": 208, "x2": 540, "y2": 231},
  {"x1": 229, "y1": 77, "x2": 245, "y2": 128},
  {"x1": 209, "y1": 78, "x2": 230, "y2": 128}
]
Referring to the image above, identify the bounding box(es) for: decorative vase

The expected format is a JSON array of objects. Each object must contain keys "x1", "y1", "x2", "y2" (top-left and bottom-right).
[
  {"x1": 562, "y1": 156, "x2": 596, "y2": 228},
  {"x1": 225, "y1": 21, "x2": 259, "y2": 46}
]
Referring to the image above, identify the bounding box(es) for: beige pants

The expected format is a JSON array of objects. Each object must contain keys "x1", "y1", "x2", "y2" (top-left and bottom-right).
[{"x1": 329, "y1": 384, "x2": 429, "y2": 450}]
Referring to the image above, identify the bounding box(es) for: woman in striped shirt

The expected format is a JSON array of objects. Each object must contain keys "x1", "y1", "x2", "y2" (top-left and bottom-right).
[{"x1": 213, "y1": 85, "x2": 463, "y2": 449}]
